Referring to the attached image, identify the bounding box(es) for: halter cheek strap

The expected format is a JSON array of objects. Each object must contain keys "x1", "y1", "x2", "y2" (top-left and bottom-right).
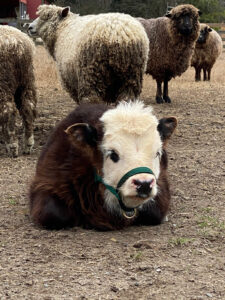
[{"x1": 94, "y1": 167, "x2": 155, "y2": 215}]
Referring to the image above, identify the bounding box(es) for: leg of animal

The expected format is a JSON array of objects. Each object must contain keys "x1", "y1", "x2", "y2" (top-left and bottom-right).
[
  {"x1": 203, "y1": 68, "x2": 207, "y2": 81},
  {"x1": 163, "y1": 79, "x2": 171, "y2": 103},
  {"x1": 207, "y1": 67, "x2": 211, "y2": 81},
  {"x1": 0, "y1": 99, "x2": 19, "y2": 157},
  {"x1": 30, "y1": 193, "x2": 75, "y2": 230},
  {"x1": 16, "y1": 87, "x2": 37, "y2": 154},
  {"x1": 195, "y1": 67, "x2": 201, "y2": 81},
  {"x1": 135, "y1": 199, "x2": 168, "y2": 226},
  {"x1": 156, "y1": 80, "x2": 164, "y2": 104}
]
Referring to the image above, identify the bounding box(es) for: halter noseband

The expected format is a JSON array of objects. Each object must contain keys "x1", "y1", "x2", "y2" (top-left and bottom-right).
[{"x1": 94, "y1": 167, "x2": 154, "y2": 218}]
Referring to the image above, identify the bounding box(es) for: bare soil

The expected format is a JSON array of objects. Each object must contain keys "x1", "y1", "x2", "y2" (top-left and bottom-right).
[{"x1": 0, "y1": 46, "x2": 224, "y2": 300}]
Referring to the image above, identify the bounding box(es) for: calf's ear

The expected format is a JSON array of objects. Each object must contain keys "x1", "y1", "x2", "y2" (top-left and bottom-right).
[
  {"x1": 157, "y1": 117, "x2": 177, "y2": 142},
  {"x1": 65, "y1": 123, "x2": 98, "y2": 147}
]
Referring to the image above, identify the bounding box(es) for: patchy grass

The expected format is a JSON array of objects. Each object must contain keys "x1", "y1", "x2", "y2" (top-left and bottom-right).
[
  {"x1": 9, "y1": 199, "x2": 17, "y2": 206},
  {"x1": 198, "y1": 215, "x2": 225, "y2": 230},
  {"x1": 168, "y1": 237, "x2": 194, "y2": 247}
]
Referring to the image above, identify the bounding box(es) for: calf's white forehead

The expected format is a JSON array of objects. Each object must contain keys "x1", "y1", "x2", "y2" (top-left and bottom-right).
[{"x1": 100, "y1": 101, "x2": 160, "y2": 144}]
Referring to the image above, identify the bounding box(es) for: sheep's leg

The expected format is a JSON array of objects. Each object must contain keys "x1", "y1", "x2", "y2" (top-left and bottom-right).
[
  {"x1": 203, "y1": 68, "x2": 207, "y2": 81},
  {"x1": 156, "y1": 80, "x2": 164, "y2": 104},
  {"x1": 163, "y1": 79, "x2": 171, "y2": 103},
  {"x1": 207, "y1": 68, "x2": 211, "y2": 81},
  {"x1": 1, "y1": 100, "x2": 18, "y2": 157},
  {"x1": 195, "y1": 67, "x2": 201, "y2": 81},
  {"x1": 17, "y1": 87, "x2": 37, "y2": 154}
]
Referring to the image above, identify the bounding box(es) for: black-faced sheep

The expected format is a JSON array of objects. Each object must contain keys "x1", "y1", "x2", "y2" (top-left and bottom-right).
[
  {"x1": 191, "y1": 24, "x2": 222, "y2": 81},
  {"x1": 29, "y1": 101, "x2": 177, "y2": 230},
  {"x1": 138, "y1": 4, "x2": 201, "y2": 104},
  {"x1": 28, "y1": 5, "x2": 149, "y2": 104},
  {"x1": 0, "y1": 25, "x2": 37, "y2": 157}
]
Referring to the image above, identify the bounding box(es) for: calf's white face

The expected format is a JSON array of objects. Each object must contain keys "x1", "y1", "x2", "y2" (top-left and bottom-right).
[{"x1": 100, "y1": 101, "x2": 162, "y2": 211}]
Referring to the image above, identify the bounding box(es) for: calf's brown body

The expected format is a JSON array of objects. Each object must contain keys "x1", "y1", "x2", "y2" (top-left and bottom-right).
[{"x1": 30, "y1": 103, "x2": 175, "y2": 230}]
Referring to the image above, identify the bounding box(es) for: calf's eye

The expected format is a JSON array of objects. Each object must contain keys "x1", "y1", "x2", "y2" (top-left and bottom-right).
[
  {"x1": 156, "y1": 151, "x2": 161, "y2": 158},
  {"x1": 110, "y1": 150, "x2": 119, "y2": 163}
]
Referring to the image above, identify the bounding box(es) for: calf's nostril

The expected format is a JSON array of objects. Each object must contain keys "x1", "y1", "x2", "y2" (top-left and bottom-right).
[
  {"x1": 132, "y1": 179, "x2": 141, "y2": 187},
  {"x1": 136, "y1": 180, "x2": 154, "y2": 197}
]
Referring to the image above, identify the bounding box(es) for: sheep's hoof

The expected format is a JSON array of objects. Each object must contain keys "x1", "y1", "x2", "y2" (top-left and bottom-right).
[
  {"x1": 6, "y1": 143, "x2": 19, "y2": 158},
  {"x1": 163, "y1": 96, "x2": 171, "y2": 103},
  {"x1": 156, "y1": 96, "x2": 164, "y2": 104}
]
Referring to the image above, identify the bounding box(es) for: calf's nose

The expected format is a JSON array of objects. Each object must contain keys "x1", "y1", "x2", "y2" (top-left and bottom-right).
[{"x1": 132, "y1": 179, "x2": 154, "y2": 198}]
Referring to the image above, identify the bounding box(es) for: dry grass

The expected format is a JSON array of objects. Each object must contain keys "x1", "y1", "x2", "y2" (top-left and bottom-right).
[{"x1": 34, "y1": 45, "x2": 62, "y2": 90}]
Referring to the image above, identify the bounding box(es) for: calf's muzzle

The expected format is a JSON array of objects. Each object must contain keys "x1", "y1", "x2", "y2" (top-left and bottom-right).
[{"x1": 95, "y1": 167, "x2": 155, "y2": 218}]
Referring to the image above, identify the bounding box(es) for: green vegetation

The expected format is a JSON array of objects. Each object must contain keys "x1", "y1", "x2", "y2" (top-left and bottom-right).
[
  {"x1": 53, "y1": 0, "x2": 225, "y2": 22},
  {"x1": 198, "y1": 214, "x2": 225, "y2": 230},
  {"x1": 9, "y1": 199, "x2": 17, "y2": 205},
  {"x1": 168, "y1": 237, "x2": 194, "y2": 247},
  {"x1": 131, "y1": 250, "x2": 143, "y2": 261}
]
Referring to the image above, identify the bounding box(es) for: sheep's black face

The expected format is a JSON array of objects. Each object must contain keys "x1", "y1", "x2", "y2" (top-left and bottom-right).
[
  {"x1": 176, "y1": 14, "x2": 194, "y2": 36},
  {"x1": 197, "y1": 27, "x2": 212, "y2": 44}
]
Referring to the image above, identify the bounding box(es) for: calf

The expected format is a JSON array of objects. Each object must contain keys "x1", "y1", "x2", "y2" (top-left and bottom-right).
[{"x1": 29, "y1": 101, "x2": 177, "y2": 230}]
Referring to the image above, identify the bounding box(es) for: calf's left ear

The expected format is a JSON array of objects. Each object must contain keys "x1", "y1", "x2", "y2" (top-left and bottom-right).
[
  {"x1": 65, "y1": 123, "x2": 98, "y2": 147},
  {"x1": 157, "y1": 117, "x2": 177, "y2": 142}
]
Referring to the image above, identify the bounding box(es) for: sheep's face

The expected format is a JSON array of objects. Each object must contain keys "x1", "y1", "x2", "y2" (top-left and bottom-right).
[
  {"x1": 28, "y1": 5, "x2": 70, "y2": 39},
  {"x1": 166, "y1": 4, "x2": 201, "y2": 36},
  {"x1": 197, "y1": 26, "x2": 212, "y2": 44}
]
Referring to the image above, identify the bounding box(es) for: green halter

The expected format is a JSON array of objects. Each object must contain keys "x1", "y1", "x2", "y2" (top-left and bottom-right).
[{"x1": 94, "y1": 167, "x2": 154, "y2": 213}]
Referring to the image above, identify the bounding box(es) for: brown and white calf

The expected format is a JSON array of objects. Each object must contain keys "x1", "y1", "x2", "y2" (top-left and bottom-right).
[{"x1": 30, "y1": 101, "x2": 177, "y2": 230}]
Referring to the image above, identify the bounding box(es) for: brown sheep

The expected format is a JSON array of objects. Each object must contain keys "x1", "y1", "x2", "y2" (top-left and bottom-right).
[
  {"x1": 138, "y1": 4, "x2": 201, "y2": 104},
  {"x1": 191, "y1": 24, "x2": 222, "y2": 81},
  {"x1": 29, "y1": 101, "x2": 177, "y2": 230},
  {"x1": 0, "y1": 25, "x2": 37, "y2": 157}
]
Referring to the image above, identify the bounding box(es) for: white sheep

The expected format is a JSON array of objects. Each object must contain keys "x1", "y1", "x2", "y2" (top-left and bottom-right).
[
  {"x1": 191, "y1": 24, "x2": 223, "y2": 81},
  {"x1": 28, "y1": 5, "x2": 149, "y2": 104},
  {"x1": 0, "y1": 25, "x2": 37, "y2": 157}
]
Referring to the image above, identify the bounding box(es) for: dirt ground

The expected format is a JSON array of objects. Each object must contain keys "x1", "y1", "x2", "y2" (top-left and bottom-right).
[{"x1": 0, "y1": 46, "x2": 225, "y2": 300}]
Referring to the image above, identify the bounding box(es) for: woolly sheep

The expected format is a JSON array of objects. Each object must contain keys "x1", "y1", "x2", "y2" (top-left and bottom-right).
[
  {"x1": 0, "y1": 25, "x2": 37, "y2": 157},
  {"x1": 28, "y1": 5, "x2": 149, "y2": 104},
  {"x1": 138, "y1": 4, "x2": 201, "y2": 104},
  {"x1": 191, "y1": 24, "x2": 222, "y2": 81}
]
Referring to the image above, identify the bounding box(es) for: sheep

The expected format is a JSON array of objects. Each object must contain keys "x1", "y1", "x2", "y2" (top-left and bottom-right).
[
  {"x1": 138, "y1": 4, "x2": 201, "y2": 104},
  {"x1": 0, "y1": 25, "x2": 37, "y2": 157},
  {"x1": 28, "y1": 5, "x2": 149, "y2": 104},
  {"x1": 191, "y1": 24, "x2": 222, "y2": 81}
]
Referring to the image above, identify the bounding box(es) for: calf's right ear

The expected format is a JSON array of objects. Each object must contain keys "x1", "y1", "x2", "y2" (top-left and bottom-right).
[
  {"x1": 65, "y1": 123, "x2": 98, "y2": 147},
  {"x1": 157, "y1": 117, "x2": 177, "y2": 142}
]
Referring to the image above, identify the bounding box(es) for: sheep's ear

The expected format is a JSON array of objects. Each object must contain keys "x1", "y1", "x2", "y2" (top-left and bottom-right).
[
  {"x1": 65, "y1": 123, "x2": 98, "y2": 147},
  {"x1": 157, "y1": 117, "x2": 177, "y2": 142},
  {"x1": 198, "y1": 10, "x2": 202, "y2": 16},
  {"x1": 61, "y1": 6, "x2": 70, "y2": 18},
  {"x1": 165, "y1": 12, "x2": 172, "y2": 18},
  {"x1": 208, "y1": 27, "x2": 212, "y2": 32}
]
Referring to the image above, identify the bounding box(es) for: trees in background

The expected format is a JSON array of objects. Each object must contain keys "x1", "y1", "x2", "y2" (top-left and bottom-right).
[{"x1": 53, "y1": 0, "x2": 225, "y2": 22}]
